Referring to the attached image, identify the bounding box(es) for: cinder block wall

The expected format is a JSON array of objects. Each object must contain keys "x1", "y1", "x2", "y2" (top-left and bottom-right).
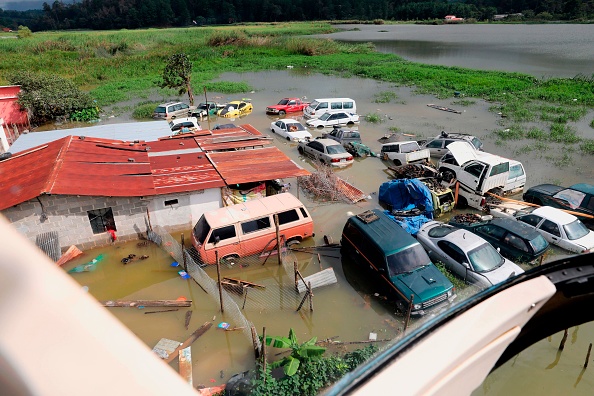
[{"x1": 2, "y1": 194, "x2": 150, "y2": 251}]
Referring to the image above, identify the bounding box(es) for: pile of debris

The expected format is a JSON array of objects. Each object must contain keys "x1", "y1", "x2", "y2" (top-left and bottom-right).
[
  {"x1": 299, "y1": 166, "x2": 366, "y2": 203},
  {"x1": 388, "y1": 163, "x2": 438, "y2": 179},
  {"x1": 451, "y1": 213, "x2": 484, "y2": 225}
]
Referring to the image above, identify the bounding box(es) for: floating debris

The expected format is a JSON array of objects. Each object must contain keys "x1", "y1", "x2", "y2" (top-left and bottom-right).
[{"x1": 427, "y1": 103, "x2": 462, "y2": 114}]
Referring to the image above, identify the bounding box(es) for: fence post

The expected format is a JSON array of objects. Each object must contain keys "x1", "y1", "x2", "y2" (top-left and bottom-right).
[
  {"x1": 216, "y1": 250, "x2": 224, "y2": 314},
  {"x1": 181, "y1": 233, "x2": 187, "y2": 272},
  {"x1": 403, "y1": 294, "x2": 414, "y2": 334},
  {"x1": 262, "y1": 326, "x2": 267, "y2": 384},
  {"x1": 308, "y1": 281, "x2": 314, "y2": 312},
  {"x1": 294, "y1": 261, "x2": 298, "y2": 291},
  {"x1": 274, "y1": 214, "x2": 281, "y2": 265}
]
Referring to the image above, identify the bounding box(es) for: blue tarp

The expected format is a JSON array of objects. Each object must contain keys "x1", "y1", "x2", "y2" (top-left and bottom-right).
[{"x1": 378, "y1": 179, "x2": 434, "y2": 236}]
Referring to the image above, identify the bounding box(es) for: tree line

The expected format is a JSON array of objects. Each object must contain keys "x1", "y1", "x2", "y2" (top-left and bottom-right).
[{"x1": 1, "y1": 0, "x2": 592, "y2": 31}]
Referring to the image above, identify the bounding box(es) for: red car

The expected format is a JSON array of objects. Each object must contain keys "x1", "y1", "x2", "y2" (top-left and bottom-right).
[{"x1": 265, "y1": 97, "x2": 310, "y2": 116}]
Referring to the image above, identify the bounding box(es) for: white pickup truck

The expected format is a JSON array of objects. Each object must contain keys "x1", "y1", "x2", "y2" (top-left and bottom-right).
[
  {"x1": 437, "y1": 142, "x2": 519, "y2": 209},
  {"x1": 380, "y1": 141, "x2": 430, "y2": 166}
]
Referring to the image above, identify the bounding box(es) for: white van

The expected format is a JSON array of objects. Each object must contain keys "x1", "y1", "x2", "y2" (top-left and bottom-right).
[
  {"x1": 304, "y1": 98, "x2": 356, "y2": 119},
  {"x1": 503, "y1": 160, "x2": 526, "y2": 195}
]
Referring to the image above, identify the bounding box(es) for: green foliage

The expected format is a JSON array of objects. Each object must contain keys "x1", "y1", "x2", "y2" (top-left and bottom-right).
[
  {"x1": 364, "y1": 112, "x2": 384, "y2": 123},
  {"x1": 373, "y1": 91, "x2": 398, "y2": 103},
  {"x1": 70, "y1": 106, "x2": 100, "y2": 122},
  {"x1": 526, "y1": 126, "x2": 546, "y2": 139},
  {"x1": 590, "y1": 119, "x2": 594, "y2": 128},
  {"x1": 202, "y1": 81, "x2": 253, "y2": 94},
  {"x1": 17, "y1": 25, "x2": 32, "y2": 39},
  {"x1": 264, "y1": 328, "x2": 326, "y2": 377},
  {"x1": 434, "y1": 261, "x2": 466, "y2": 290},
  {"x1": 207, "y1": 30, "x2": 249, "y2": 47},
  {"x1": 8, "y1": 71, "x2": 95, "y2": 124},
  {"x1": 580, "y1": 139, "x2": 594, "y2": 155},
  {"x1": 493, "y1": 125, "x2": 524, "y2": 140},
  {"x1": 160, "y1": 53, "x2": 194, "y2": 105},
  {"x1": 251, "y1": 345, "x2": 377, "y2": 396},
  {"x1": 549, "y1": 123, "x2": 580, "y2": 143},
  {"x1": 132, "y1": 102, "x2": 160, "y2": 119}
]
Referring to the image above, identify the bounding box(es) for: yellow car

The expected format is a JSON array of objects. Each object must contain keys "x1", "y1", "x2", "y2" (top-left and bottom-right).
[{"x1": 217, "y1": 100, "x2": 253, "y2": 118}]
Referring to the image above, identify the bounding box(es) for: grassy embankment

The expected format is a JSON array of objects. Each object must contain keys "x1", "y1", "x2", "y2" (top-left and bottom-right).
[{"x1": 0, "y1": 22, "x2": 593, "y2": 154}]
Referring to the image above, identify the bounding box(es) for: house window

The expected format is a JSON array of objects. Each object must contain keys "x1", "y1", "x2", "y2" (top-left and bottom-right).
[
  {"x1": 87, "y1": 208, "x2": 116, "y2": 234},
  {"x1": 164, "y1": 199, "x2": 179, "y2": 206}
]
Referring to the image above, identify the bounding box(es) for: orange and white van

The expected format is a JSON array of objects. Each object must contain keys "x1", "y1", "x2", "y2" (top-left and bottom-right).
[{"x1": 191, "y1": 193, "x2": 314, "y2": 264}]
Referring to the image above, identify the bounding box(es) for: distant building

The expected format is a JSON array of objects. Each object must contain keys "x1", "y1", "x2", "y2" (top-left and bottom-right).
[
  {"x1": 0, "y1": 125, "x2": 309, "y2": 251},
  {"x1": 0, "y1": 85, "x2": 29, "y2": 153}
]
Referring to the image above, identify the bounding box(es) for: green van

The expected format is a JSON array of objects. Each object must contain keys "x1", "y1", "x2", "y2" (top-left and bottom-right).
[{"x1": 341, "y1": 209, "x2": 456, "y2": 316}]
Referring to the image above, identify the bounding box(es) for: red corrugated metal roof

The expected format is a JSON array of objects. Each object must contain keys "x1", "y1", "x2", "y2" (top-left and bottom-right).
[
  {"x1": 150, "y1": 152, "x2": 225, "y2": 194},
  {"x1": 207, "y1": 147, "x2": 310, "y2": 185}
]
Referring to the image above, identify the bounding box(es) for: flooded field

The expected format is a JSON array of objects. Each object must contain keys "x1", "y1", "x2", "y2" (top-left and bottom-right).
[{"x1": 64, "y1": 70, "x2": 594, "y2": 392}]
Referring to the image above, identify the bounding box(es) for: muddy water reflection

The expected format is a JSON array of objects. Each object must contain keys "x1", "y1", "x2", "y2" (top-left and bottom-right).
[{"x1": 67, "y1": 70, "x2": 592, "y2": 390}]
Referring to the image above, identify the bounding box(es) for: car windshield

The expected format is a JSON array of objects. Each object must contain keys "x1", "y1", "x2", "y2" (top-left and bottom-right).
[
  {"x1": 278, "y1": 99, "x2": 289, "y2": 105},
  {"x1": 327, "y1": 145, "x2": 347, "y2": 154},
  {"x1": 563, "y1": 219, "x2": 590, "y2": 240},
  {"x1": 468, "y1": 243, "x2": 504, "y2": 273},
  {"x1": 386, "y1": 244, "x2": 430, "y2": 276},
  {"x1": 319, "y1": 113, "x2": 332, "y2": 121},
  {"x1": 287, "y1": 123, "x2": 305, "y2": 131},
  {"x1": 197, "y1": 103, "x2": 208, "y2": 109},
  {"x1": 529, "y1": 234, "x2": 549, "y2": 252}
]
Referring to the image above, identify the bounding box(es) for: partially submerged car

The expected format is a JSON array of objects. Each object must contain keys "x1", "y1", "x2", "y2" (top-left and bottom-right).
[
  {"x1": 523, "y1": 183, "x2": 594, "y2": 228},
  {"x1": 419, "y1": 131, "x2": 483, "y2": 157},
  {"x1": 512, "y1": 206, "x2": 594, "y2": 254},
  {"x1": 265, "y1": 97, "x2": 310, "y2": 116},
  {"x1": 305, "y1": 112, "x2": 359, "y2": 129},
  {"x1": 217, "y1": 100, "x2": 253, "y2": 118},
  {"x1": 341, "y1": 209, "x2": 456, "y2": 316},
  {"x1": 297, "y1": 138, "x2": 354, "y2": 168},
  {"x1": 153, "y1": 101, "x2": 198, "y2": 119},
  {"x1": 417, "y1": 221, "x2": 525, "y2": 289},
  {"x1": 168, "y1": 117, "x2": 201, "y2": 134},
  {"x1": 448, "y1": 215, "x2": 549, "y2": 263},
  {"x1": 270, "y1": 119, "x2": 311, "y2": 141},
  {"x1": 195, "y1": 101, "x2": 224, "y2": 117},
  {"x1": 321, "y1": 127, "x2": 362, "y2": 147}
]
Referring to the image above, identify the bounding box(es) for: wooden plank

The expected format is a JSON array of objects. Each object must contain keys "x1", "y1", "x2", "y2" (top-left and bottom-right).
[
  {"x1": 164, "y1": 322, "x2": 213, "y2": 364},
  {"x1": 178, "y1": 347, "x2": 193, "y2": 386},
  {"x1": 222, "y1": 277, "x2": 265, "y2": 289},
  {"x1": 101, "y1": 299, "x2": 192, "y2": 307},
  {"x1": 297, "y1": 268, "x2": 337, "y2": 294}
]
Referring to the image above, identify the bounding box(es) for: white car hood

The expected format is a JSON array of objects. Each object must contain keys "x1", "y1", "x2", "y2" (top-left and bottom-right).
[
  {"x1": 484, "y1": 258, "x2": 524, "y2": 285},
  {"x1": 446, "y1": 141, "x2": 479, "y2": 165}
]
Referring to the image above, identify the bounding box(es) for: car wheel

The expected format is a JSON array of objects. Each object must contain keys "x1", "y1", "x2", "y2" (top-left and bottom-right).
[
  {"x1": 286, "y1": 136, "x2": 291, "y2": 141},
  {"x1": 347, "y1": 121, "x2": 355, "y2": 126},
  {"x1": 456, "y1": 195, "x2": 468, "y2": 209},
  {"x1": 440, "y1": 169, "x2": 456, "y2": 184},
  {"x1": 393, "y1": 159, "x2": 402, "y2": 166},
  {"x1": 279, "y1": 110, "x2": 286, "y2": 116},
  {"x1": 298, "y1": 147, "x2": 304, "y2": 154},
  {"x1": 287, "y1": 237, "x2": 302, "y2": 246},
  {"x1": 317, "y1": 125, "x2": 324, "y2": 129}
]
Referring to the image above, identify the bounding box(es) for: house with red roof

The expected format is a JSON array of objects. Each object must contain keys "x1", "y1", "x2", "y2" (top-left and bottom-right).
[
  {"x1": 0, "y1": 125, "x2": 309, "y2": 251},
  {"x1": 0, "y1": 85, "x2": 29, "y2": 153}
]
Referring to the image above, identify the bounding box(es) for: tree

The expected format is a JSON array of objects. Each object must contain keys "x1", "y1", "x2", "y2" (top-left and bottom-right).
[
  {"x1": 160, "y1": 53, "x2": 195, "y2": 106},
  {"x1": 17, "y1": 25, "x2": 32, "y2": 38},
  {"x1": 264, "y1": 328, "x2": 326, "y2": 376},
  {"x1": 8, "y1": 71, "x2": 96, "y2": 125}
]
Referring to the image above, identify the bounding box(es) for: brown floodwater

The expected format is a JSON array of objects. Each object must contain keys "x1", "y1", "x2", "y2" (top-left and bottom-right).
[{"x1": 64, "y1": 70, "x2": 594, "y2": 392}]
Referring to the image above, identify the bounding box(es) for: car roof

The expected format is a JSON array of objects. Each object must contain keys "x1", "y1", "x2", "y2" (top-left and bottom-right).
[
  {"x1": 158, "y1": 101, "x2": 182, "y2": 106},
  {"x1": 429, "y1": 222, "x2": 486, "y2": 250},
  {"x1": 347, "y1": 210, "x2": 418, "y2": 255},
  {"x1": 315, "y1": 138, "x2": 341, "y2": 146},
  {"x1": 169, "y1": 117, "x2": 198, "y2": 124},
  {"x1": 570, "y1": 183, "x2": 594, "y2": 195},
  {"x1": 490, "y1": 218, "x2": 542, "y2": 239},
  {"x1": 278, "y1": 118, "x2": 302, "y2": 123},
  {"x1": 532, "y1": 206, "x2": 577, "y2": 225}
]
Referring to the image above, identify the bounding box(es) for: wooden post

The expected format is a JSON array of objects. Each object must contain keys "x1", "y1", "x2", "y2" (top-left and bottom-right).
[
  {"x1": 454, "y1": 181, "x2": 460, "y2": 207},
  {"x1": 317, "y1": 253, "x2": 322, "y2": 270},
  {"x1": 294, "y1": 261, "x2": 299, "y2": 291},
  {"x1": 146, "y1": 208, "x2": 153, "y2": 231},
  {"x1": 181, "y1": 233, "x2": 187, "y2": 272},
  {"x1": 403, "y1": 294, "x2": 414, "y2": 334},
  {"x1": 296, "y1": 290, "x2": 309, "y2": 312},
  {"x1": 296, "y1": 177, "x2": 300, "y2": 199},
  {"x1": 274, "y1": 214, "x2": 281, "y2": 265},
  {"x1": 585, "y1": 343, "x2": 592, "y2": 368},
  {"x1": 216, "y1": 251, "x2": 224, "y2": 314},
  {"x1": 308, "y1": 281, "x2": 314, "y2": 312},
  {"x1": 559, "y1": 328, "x2": 568, "y2": 350},
  {"x1": 262, "y1": 327, "x2": 267, "y2": 368},
  {"x1": 539, "y1": 254, "x2": 545, "y2": 266},
  {"x1": 251, "y1": 326, "x2": 260, "y2": 360},
  {"x1": 242, "y1": 287, "x2": 249, "y2": 309}
]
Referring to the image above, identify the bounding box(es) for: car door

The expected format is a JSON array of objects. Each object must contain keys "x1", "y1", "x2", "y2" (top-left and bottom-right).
[
  {"x1": 326, "y1": 113, "x2": 342, "y2": 127},
  {"x1": 425, "y1": 139, "x2": 445, "y2": 156},
  {"x1": 287, "y1": 99, "x2": 297, "y2": 112},
  {"x1": 474, "y1": 224, "x2": 508, "y2": 256},
  {"x1": 436, "y1": 240, "x2": 469, "y2": 280},
  {"x1": 275, "y1": 121, "x2": 286, "y2": 137},
  {"x1": 457, "y1": 161, "x2": 486, "y2": 191},
  {"x1": 306, "y1": 141, "x2": 324, "y2": 161},
  {"x1": 537, "y1": 218, "x2": 576, "y2": 252}
]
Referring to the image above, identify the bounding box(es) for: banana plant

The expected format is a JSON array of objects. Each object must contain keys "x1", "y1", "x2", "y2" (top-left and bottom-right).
[{"x1": 263, "y1": 328, "x2": 326, "y2": 376}]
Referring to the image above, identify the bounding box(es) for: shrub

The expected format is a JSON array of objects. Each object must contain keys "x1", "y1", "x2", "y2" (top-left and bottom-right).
[
  {"x1": 70, "y1": 106, "x2": 100, "y2": 122},
  {"x1": 132, "y1": 102, "x2": 159, "y2": 119},
  {"x1": 373, "y1": 91, "x2": 398, "y2": 103},
  {"x1": 364, "y1": 112, "x2": 383, "y2": 123},
  {"x1": 207, "y1": 30, "x2": 249, "y2": 46},
  {"x1": 373, "y1": 19, "x2": 385, "y2": 25},
  {"x1": 17, "y1": 25, "x2": 32, "y2": 39}
]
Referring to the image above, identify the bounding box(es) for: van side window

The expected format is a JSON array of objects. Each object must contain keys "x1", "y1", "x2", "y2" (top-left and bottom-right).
[
  {"x1": 208, "y1": 225, "x2": 236, "y2": 243},
  {"x1": 331, "y1": 102, "x2": 342, "y2": 110},
  {"x1": 343, "y1": 102, "x2": 353, "y2": 110},
  {"x1": 241, "y1": 216, "x2": 271, "y2": 234},
  {"x1": 509, "y1": 164, "x2": 524, "y2": 178},
  {"x1": 318, "y1": 102, "x2": 328, "y2": 110},
  {"x1": 277, "y1": 209, "x2": 299, "y2": 225},
  {"x1": 300, "y1": 207, "x2": 309, "y2": 218},
  {"x1": 490, "y1": 162, "x2": 510, "y2": 176}
]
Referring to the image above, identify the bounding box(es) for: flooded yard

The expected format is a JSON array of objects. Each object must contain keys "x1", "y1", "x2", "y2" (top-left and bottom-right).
[{"x1": 64, "y1": 70, "x2": 593, "y2": 392}]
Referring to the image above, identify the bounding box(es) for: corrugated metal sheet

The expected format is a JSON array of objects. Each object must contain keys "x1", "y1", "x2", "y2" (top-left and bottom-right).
[
  {"x1": 9, "y1": 121, "x2": 172, "y2": 153},
  {"x1": 207, "y1": 147, "x2": 310, "y2": 185},
  {"x1": 151, "y1": 152, "x2": 225, "y2": 193}
]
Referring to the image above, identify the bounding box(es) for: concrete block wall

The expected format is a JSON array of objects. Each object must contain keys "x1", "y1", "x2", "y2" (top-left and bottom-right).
[{"x1": 2, "y1": 194, "x2": 149, "y2": 251}]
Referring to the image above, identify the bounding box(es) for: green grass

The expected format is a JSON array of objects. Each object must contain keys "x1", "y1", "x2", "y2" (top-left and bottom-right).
[
  {"x1": 364, "y1": 112, "x2": 384, "y2": 123},
  {"x1": 373, "y1": 91, "x2": 398, "y2": 103},
  {"x1": 549, "y1": 123, "x2": 580, "y2": 143},
  {"x1": 1, "y1": 22, "x2": 593, "y2": 140},
  {"x1": 581, "y1": 139, "x2": 594, "y2": 155},
  {"x1": 132, "y1": 102, "x2": 159, "y2": 119},
  {"x1": 493, "y1": 124, "x2": 524, "y2": 140}
]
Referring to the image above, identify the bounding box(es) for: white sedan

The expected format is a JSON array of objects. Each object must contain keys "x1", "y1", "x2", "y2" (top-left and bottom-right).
[
  {"x1": 270, "y1": 119, "x2": 312, "y2": 141},
  {"x1": 297, "y1": 138, "x2": 354, "y2": 168},
  {"x1": 305, "y1": 112, "x2": 360, "y2": 129},
  {"x1": 417, "y1": 221, "x2": 524, "y2": 289},
  {"x1": 515, "y1": 206, "x2": 594, "y2": 254}
]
